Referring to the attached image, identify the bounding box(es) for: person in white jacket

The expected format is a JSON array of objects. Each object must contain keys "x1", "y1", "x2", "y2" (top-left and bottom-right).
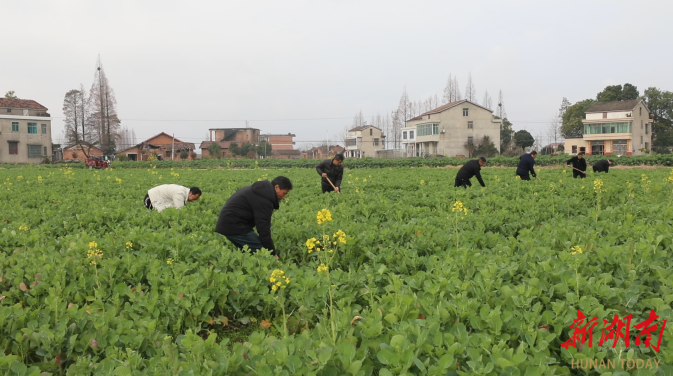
[{"x1": 144, "y1": 184, "x2": 201, "y2": 212}]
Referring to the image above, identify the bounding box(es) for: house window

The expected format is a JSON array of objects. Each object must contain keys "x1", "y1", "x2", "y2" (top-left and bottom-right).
[
  {"x1": 640, "y1": 107, "x2": 642, "y2": 116},
  {"x1": 11, "y1": 122, "x2": 19, "y2": 132},
  {"x1": 374, "y1": 138, "x2": 379, "y2": 146},
  {"x1": 28, "y1": 144, "x2": 41, "y2": 158},
  {"x1": 463, "y1": 108, "x2": 469, "y2": 116},
  {"x1": 467, "y1": 121, "x2": 473, "y2": 129},
  {"x1": 165, "y1": 151, "x2": 171, "y2": 158},
  {"x1": 433, "y1": 124, "x2": 438, "y2": 134},
  {"x1": 403, "y1": 131, "x2": 407, "y2": 139},
  {"x1": 571, "y1": 145, "x2": 577, "y2": 154},
  {"x1": 417, "y1": 123, "x2": 439, "y2": 136},
  {"x1": 8, "y1": 141, "x2": 18, "y2": 155},
  {"x1": 645, "y1": 124, "x2": 649, "y2": 134},
  {"x1": 602, "y1": 112, "x2": 607, "y2": 119},
  {"x1": 640, "y1": 135, "x2": 643, "y2": 146},
  {"x1": 641, "y1": 120, "x2": 643, "y2": 129},
  {"x1": 467, "y1": 136, "x2": 473, "y2": 144},
  {"x1": 369, "y1": 129, "x2": 373, "y2": 136},
  {"x1": 409, "y1": 131, "x2": 414, "y2": 138},
  {"x1": 6, "y1": 109, "x2": 11, "y2": 113},
  {"x1": 41, "y1": 124, "x2": 47, "y2": 134},
  {"x1": 645, "y1": 142, "x2": 649, "y2": 150},
  {"x1": 28, "y1": 123, "x2": 37, "y2": 134},
  {"x1": 43, "y1": 146, "x2": 47, "y2": 155}
]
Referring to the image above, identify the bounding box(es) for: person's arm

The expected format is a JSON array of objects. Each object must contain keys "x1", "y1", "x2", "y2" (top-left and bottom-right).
[
  {"x1": 172, "y1": 190, "x2": 187, "y2": 210},
  {"x1": 529, "y1": 159, "x2": 537, "y2": 177},
  {"x1": 254, "y1": 203, "x2": 276, "y2": 253},
  {"x1": 475, "y1": 169, "x2": 485, "y2": 187},
  {"x1": 334, "y1": 167, "x2": 343, "y2": 187},
  {"x1": 566, "y1": 157, "x2": 573, "y2": 166},
  {"x1": 316, "y1": 160, "x2": 326, "y2": 177}
]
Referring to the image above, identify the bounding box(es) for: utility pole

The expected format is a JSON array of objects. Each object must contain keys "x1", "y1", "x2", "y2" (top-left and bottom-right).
[{"x1": 172, "y1": 134, "x2": 175, "y2": 161}]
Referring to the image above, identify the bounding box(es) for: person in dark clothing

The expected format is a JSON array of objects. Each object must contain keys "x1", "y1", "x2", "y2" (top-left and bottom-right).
[
  {"x1": 516, "y1": 151, "x2": 538, "y2": 181},
  {"x1": 593, "y1": 159, "x2": 613, "y2": 173},
  {"x1": 316, "y1": 154, "x2": 344, "y2": 193},
  {"x1": 215, "y1": 176, "x2": 293, "y2": 256},
  {"x1": 455, "y1": 157, "x2": 487, "y2": 188},
  {"x1": 566, "y1": 152, "x2": 587, "y2": 179}
]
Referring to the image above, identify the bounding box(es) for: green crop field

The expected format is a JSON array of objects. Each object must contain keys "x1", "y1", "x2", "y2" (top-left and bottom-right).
[{"x1": 1, "y1": 164, "x2": 673, "y2": 375}]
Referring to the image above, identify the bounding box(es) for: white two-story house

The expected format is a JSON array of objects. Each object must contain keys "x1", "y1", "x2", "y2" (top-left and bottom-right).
[
  {"x1": 405, "y1": 100, "x2": 501, "y2": 157},
  {"x1": 564, "y1": 99, "x2": 653, "y2": 156},
  {"x1": 344, "y1": 125, "x2": 384, "y2": 158},
  {"x1": 0, "y1": 98, "x2": 52, "y2": 163}
]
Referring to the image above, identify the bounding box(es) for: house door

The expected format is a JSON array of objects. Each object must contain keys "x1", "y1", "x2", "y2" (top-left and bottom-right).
[
  {"x1": 613, "y1": 140, "x2": 627, "y2": 156},
  {"x1": 591, "y1": 141, "x2": 604, "y2": 155}
]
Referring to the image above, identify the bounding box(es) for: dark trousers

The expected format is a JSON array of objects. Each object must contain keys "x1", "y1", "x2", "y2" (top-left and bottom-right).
[
  {"x1": 517, "y1": 173, "x2": 531, "y2": 181},
  {"x1": 572, "y1": 169, "x2": 586, "y2": 179},
  {"x1": 321, "y1": 183, "x2": 340, "y2": 193},
  {"x1": 593, "y1": 166, "x2": 607, "y2": 173},
  {"x1": 224, "y1": 231, "x2": 267, "y2": 254},
  {"x1": 144, "y1": 193, "x2": 153, "y2": 210},
  {"x1": 454, "y1": 177, "x2": 472, "y2": 188}
]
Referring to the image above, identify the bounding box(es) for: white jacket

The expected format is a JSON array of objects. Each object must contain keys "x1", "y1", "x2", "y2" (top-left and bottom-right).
[{"x1": 147, "y1": 184, "x2": 190, "y2": 213}]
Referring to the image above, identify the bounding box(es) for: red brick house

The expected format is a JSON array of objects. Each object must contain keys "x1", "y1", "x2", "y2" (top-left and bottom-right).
[
  {"x1": 62, "y1": 141, "x2": 104, "y2": 161},
  {"x1": 117, "y1": 132, "x2": 196, "y2": 161}
]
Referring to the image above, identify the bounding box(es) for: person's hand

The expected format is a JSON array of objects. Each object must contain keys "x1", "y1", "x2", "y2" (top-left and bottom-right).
[
  {"x1": 566, "y1": 165, "x2": 570, "y2": 167},
  {"x1": 321, "y1": 173, "x2": 327, "y2": 178},
  {"x1": 335, "y1": 187, "x2": 340, "y2": 192},
  {"x1": 274, "y1": 255, "x2": 279, "y2": 262}
]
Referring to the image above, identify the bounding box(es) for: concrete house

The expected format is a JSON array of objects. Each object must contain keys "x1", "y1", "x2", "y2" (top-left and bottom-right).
[
  {"x1": 344, "y1": 125, "x2": 384, "y2": 158},
  {"x1": 404, "y1": 100, "x2": 501, "y2": 157},
  {"x1": 117, "y1": 132, "x2": 196, "y2": 161},
  {"x1": 0, "y1": 98, "x2": 52, "y2": 163},
  {"x1": 302, "y1": 145, "x2": 344, "y2": 159},
  {"x1": 564, "y1": 99, "x2": 653, "y2": 156}
]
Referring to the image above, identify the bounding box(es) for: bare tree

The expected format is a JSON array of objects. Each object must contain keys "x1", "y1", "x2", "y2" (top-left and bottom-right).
[
  {"x1": 88, "y1": 56, "x2": 121, "y2": 155},
  {"x1": 118, "y1": 125, "x2": 137, "y2": 151},
  {"x1": 393, "y1": 88, "x2": 411, "y2": 149},
  {"x1": 63, "y1": 87, "x2": 88, "y2": 145},
  {"x1": 453, "y1": 76, "x2": 462, "y2": 102},
  {"x1": 442, "y1": 74, "x2": 453, "y2": 104},
  {"x1": 482, "y1": 90, "x2": 493, "y2": 110},
  {"x1": 464, "y1": 73, "x2": 477, "y2": 102},
  {"x1": 496, "y1": 90, "x2": 507, "y2": 119},
  {"x1": 559, "y1": 97, "x2": 571, "y2": 118},
  {"x1": 546, "y1": 117, "x2": 563, "y2": 154}
]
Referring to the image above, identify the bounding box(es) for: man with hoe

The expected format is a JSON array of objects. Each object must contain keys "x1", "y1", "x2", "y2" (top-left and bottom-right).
[
  {"x1": 144, "y1": 184, "x2": 201, "y2": 212},
  {"x1": 566, "y1": 152, "x2": 587, "y2": 179},
  {"x1": 455, "y1": 157, "x2": 487, "y2": 188},
  {"x1": 593, "y1": 159, "x2": 614, "y2": 173},
  {"x1": 516, "y1": 151, "x2": 539, "y2": 181},
  {"x1": 215, "y1": 176, "x2": 293, "y2": 256},
  {"x1": 316, "y1": 154, "x2": 344, "y2": 193}
]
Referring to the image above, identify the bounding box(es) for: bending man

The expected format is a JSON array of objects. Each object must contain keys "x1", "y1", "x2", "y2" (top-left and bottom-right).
[
  {"x1": 215, "y1": 176, "x2": 292, "y2": 256},
  {"x1": 516, "y1": 151, "x2": 538, "y2": 181},
  {"x1": 455, "y1": 157, "x2": 487, "y2": 188},
  {"x1": 316, "y1": 154, "x2": 344, "y2": 193},
  {"x1": 144, "y1": 184, "x2": 201, "y2": 212},
  {"x1": 593, "y1": 159, "x2": 613, "y2": 173}
]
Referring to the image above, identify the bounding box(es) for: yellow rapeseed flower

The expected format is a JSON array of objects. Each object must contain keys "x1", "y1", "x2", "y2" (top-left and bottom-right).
[
  {"x1": 317, "y1": 264, "x2": 328, "y2": 273},
  {"x1": 166, "y1": 258, "x2": 174, "y2": 265},
  {"x1": 317, "y1": 209, "x2": 332, "y2": 225},
  {"x1": 270, "y1": 269, "x2": 290, "y2": 290},
  {"x1": 452, "y1": 201, "x2": 468, "y2": 215},
  {"x1": 571, "y1": 245, "x2": 583, "y2": 255}
]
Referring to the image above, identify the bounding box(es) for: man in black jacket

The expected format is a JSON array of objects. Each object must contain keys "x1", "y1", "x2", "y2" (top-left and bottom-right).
[
  {"x1": 593, "y1": 159, "x2": 613, "y2": 173},
  {"x1": 316, "y1": 154, "x2": 344, "y2": 193},
  {"x1": 215, "y1": 176, "x2": 293, "y2": 256},
  {"x1": 516, "y1": 151, "x2": 538, "y2": 180},
  {"x1": 455, "y1": 157, "x2": 487, "y2": 188},
  {"x1": 566, "y1": 152, "x2": 587, "y2": 179}
]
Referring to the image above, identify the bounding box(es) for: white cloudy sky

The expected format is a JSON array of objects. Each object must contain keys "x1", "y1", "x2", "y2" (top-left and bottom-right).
[{"x1": 3, "y1": 0, "x2": 672, "y2": 150}]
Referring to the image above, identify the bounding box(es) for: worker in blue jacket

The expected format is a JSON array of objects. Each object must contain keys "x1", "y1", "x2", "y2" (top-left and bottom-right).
[{"x1": 516, "y1": 151, "x2": 538, "y2": 181}]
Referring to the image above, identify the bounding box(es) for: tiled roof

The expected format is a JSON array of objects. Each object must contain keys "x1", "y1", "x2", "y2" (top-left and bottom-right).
[
  {"x1": 586, "y1": 100, "x2": 642, "y2": 113},
  {"x1": 275, "y1": 149, "x2": 301, "y2": 155},
  {"x1": 199, "y1": 141, "x2": 232, "y2": 149},
  {"x1": 406, "y1": 100, "x2": 493, "y2": 121},
  {"x1": 348, "y1": 125, "x2": 382, "y2": 132},
  {"x1": 0, "y1": 98, "x2": 48, "y2": 110},
  {"x1": 64, "y1": 141, "x2": 102, "y2": 150}
]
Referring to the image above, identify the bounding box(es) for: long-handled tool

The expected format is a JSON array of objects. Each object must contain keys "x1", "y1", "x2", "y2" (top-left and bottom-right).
[
  {"x1": 326, "y1": 176, "x2": 340, "y2": 193},
  {"x1": 568, "y1": 166, "x2": 588, "y2": 175}
]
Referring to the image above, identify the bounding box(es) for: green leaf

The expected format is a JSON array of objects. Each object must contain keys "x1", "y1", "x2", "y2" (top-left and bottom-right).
[{"x1": 377, "y1": 348, "x2": 396, "y2": 365}]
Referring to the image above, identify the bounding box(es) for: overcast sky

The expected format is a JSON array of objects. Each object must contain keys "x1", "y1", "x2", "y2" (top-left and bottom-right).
[{"x1": 3, "y1": 0, "x2": 672, "y2": 151}]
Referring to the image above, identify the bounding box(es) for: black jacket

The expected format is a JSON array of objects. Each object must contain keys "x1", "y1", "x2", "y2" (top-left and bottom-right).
[
  {"x1": 566, "y1": 156, "x2": 587, "y2": 171},
  {"x1": 316, "y1": 158, "x2": 343, "y2": 187},
  {"x1": 593, "y1": 159, "x2": 611, "y2": 173},
  {"x1": 516, "y1": 154, "x2": 537, "y2": 177},
  {"x1": 456, "y1": 160, "x2": 485, "y2": 187},
  {"x1": 215, "y1": 180, "x2": 279, "y2": 252}
]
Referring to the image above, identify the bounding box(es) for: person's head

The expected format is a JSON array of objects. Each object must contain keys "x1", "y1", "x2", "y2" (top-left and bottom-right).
[
  {"x1": 530, "y1": 151, "x2": 538, "y2": 158},
  {"x1": 271, "y1": 176, "x2": 293, "y2": 201},
  {"x1": 608, "y1": 159, "x2": 614, "y2": 165},
  {"x1": 478, "y1": 157, "x2": 487, "y2": 166},
  {"x1": 332, "y1": 154, "x2": 344, "y2": 166},
  {"x1": 578, "y1": 152, "x2": 585, "y2": 159},
  {"x1": 188, "y1": 187, "x2": 202, "y2": 202}
]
